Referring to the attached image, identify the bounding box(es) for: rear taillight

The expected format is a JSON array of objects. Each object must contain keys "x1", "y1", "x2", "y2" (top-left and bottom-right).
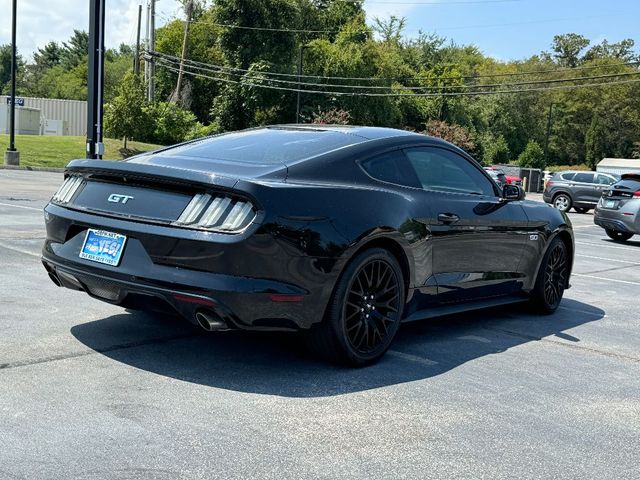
[
  {"x1": 633, "y1": 191, "x2": 640, "y2": 197},
  {"x1": 546, "y1": 181, "x2": 554, "y2": 188},
  {"x1": 174, "y1": 193, "x2": 256, "y2": 233},
  {"x1": 51, "y1": 175, "x2": 84, "y2": 204}
]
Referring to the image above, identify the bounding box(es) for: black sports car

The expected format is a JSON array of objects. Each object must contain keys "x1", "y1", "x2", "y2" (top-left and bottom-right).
[{"x1": 42, "y1": 125, "x2": 574, "y2": 366}]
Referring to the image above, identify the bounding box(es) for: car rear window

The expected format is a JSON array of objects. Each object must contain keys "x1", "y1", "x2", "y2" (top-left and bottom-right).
[
  {"x1": 613, "y1": 179, "x2": 640, "y2": 192},
  {"x1": 160, "y1": 128, "x2": 363, "y2": 165},
  {"x1": 361, "y1": 150, "x2": 418, "y2": 187}
]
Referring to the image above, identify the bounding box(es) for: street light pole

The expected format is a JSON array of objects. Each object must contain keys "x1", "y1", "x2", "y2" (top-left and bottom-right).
[
  {"x1": 86, "y1": 0, "x2": 106, "y2": 159},
  {"x1": 4, "y1": 0, "x2": 20, "y2": 166}
]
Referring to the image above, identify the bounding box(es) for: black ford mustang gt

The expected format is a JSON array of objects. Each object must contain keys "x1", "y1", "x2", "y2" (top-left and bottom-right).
[{"x1": 42, "y1": 125, "x2": 574, "y2": 366}]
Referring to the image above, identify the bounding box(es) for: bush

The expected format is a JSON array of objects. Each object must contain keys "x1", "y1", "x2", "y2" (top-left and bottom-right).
[
  {"x1": 422, "y1": 119, "x2": 475, "y2": 153},
  {"x1": 517, "y1": 140, "x2": 546, "y2": 169},
  {"x1": 311, "y1": 108, "x2": 351, "y2": 125},
  {"x1": 144, "y1": 102, "x2": 200, "y2": 145}
]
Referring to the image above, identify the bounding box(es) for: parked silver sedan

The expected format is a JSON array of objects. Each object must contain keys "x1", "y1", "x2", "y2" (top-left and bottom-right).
[{"x1": 594, "y1": 173, "x2": 640, "y2": 241}]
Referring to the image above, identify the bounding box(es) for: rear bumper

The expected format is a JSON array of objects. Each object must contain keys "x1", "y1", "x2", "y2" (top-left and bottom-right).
[
  {"x1": 594, "y1": 204, "x2": 640, "y2": 234},
  {"x1": 41, "y1": 203, "x2": 333, "y2": 331}
]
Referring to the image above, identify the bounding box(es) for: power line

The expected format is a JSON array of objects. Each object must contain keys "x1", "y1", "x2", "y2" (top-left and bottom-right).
[
  {"x1": 149, "y1": 51, "x2": 640, "y2": 83},
  {"x1": 334, "y1": 0, "x2": 523, "y2": 4},
  {"x1": 160, "y1": 11, "x2": 631, "y2": 37},
  {"x1": 156, "y1": 60, "x2": 640, "y2": 98},
  {"x1": 153, "y1": 52, "x2": 640, "y2": 91}
]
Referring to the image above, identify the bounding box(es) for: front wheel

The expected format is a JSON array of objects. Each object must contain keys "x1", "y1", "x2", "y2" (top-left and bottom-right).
[
  {"x1": 553, "y1": 194, "x2": 572, "y2": 212},
  {"x1": 605, "y1": 229, "x2": 633, "y2": 242},
  {"x1": 530, "y1": 238, "x2": 569, "y2": 314},
  {"x1": 306, "y1": 248, "x2": 405, "y2": 367}
]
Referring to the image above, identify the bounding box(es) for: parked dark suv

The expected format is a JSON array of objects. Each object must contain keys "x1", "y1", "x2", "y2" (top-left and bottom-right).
[{"x1": 543, "y1": 171, "x2": 618, "y2": 213}]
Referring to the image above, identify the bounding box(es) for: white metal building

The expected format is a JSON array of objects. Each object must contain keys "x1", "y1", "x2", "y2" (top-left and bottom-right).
[
  {"x1": 0, "y1": 96, "x2": 87, "y2": 136},
  {"x1": 596, "y1": 158, "x2": 640, "y2": 175}
]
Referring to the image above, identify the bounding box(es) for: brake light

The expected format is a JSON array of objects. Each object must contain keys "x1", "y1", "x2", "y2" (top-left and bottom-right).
[
  {"x1": 51, "y1": 175, "x2": 84, "y2": 204},
  {"x1": 634, "y1": 191, "x2": 640, "y2": 197},
  {"x1": 174, "y1": 193, "x2": 257, "y2": 233}
]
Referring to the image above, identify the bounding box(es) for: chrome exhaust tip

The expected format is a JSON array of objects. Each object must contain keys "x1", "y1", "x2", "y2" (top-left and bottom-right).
[{"x1": 195, "y1": 310, "x2": 227, "y2": 332}]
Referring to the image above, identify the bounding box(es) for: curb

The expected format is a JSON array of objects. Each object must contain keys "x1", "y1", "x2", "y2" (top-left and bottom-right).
[{"x1": 0, "y1": 165, "x2": 64, "y2": 173}]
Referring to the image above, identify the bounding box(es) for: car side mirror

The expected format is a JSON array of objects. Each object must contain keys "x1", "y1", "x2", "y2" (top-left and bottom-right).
[{"x1": 503, "y1": 184, "x2": 525, "y2": 201}]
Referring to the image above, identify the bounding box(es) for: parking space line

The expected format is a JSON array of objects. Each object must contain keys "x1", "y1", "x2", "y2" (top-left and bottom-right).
[
  {"x1": 576, "y1": 254, "x2": 640, "y2": 266},
  {"x1": 457, "y1": 335, "x2": 491, "y2": 343},
  {"x1": 572, "y1": 273, "x2": 640, "y2": 286},
  {"x1": 572, "y1": 225, "x2": 601, "y2": 229},
  {"x1": 0, "y1": 243, "x2": 41, "y2": 258},
  {"x1": 0, "y1": 202, "x2": 42, "y2": 212},
  {"x1": 576, "y1": 241, "x2": 639, "y2": 252},
  {"x1": 387, "y1": 350, "x2": 438, "y2": 366}
]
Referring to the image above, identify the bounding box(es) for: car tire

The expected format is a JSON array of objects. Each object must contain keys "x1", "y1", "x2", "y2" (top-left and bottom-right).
[
  {"x1": 605, "y1": 229, "x2": 634, "y2": 242},
  {"x1": 529, "y1": 237, "x2": 569, "y2": 314},
  {"x1": 552, "y1": 193, "x2": 572, "y2": 212},
  {"x1": 306, "y1": 248, "x2": 405, "y2": 367},
  {"x1": 573, "y1": 207, "x2": 589, "y2": 214}
]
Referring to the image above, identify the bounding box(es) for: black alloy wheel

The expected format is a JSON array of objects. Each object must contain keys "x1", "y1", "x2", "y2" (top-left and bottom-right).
[
  {"x1": 530, "y1": 237, "x2": 568, "y2": 313},
  {"x1": 605, "y1": 229, "x2": 634, "y2": 242},
  {"x1": 307, "y1": 248, "x2": 405, "y2": 366}
]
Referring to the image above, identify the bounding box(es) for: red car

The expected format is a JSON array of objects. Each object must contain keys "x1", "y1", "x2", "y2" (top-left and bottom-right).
[{"x1": 485, "y1": 167, "x2": 523, "y2": 187}]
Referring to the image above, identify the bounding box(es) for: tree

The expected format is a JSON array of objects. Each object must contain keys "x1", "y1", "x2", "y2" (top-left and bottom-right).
[
  {"x1": 481, "y1": 135, "x2": 511, "y2": 165},
  {"x1": 518, "y1": 140, "x2": 546, "y2": 169},
  {"x1": 584, "y1": 39, "x2": 637, "y2": 62},
  {"x1": 423, "y1": 119, "x2": 475, "y2": 153},
  {"x1": 372, "y1": 16, "x2": 405, "y2": 44},
  {"x1": 585, "y1": 116, "x2": 608, "y2": 169},
  {"x1": 551, "y1": 33, "x2": 590, "y2": 67},
  {"x1": 60, "y1": 30, "x2": 89, "y2": 70},
  {"x1": 104, "y1": 73, "x2": 152, "y2": 148},
  {"x1": 33, "y1": 42, "x2": 62, "y2": 70}
]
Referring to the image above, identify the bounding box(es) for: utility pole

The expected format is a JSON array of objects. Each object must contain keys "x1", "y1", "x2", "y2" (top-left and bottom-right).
[
  {"x1": 86, "y1": 0, "x2": 106, "y2": 159},
  {"x1": 4, "y1": 0, "x2": 19, "y2": 166},
  {"x1": 134, "y1": 4, "x2": 142, "y2": 75},
  {"x1": 148, "y1": 0, "x2": 156, "y2": 101},
  {"x1": 144, "y1": 0, "x2": 150, "y2": 84},
  {"x1": 174, "y1": 0, "x2": 193, "y2": 104},
  {"x1": 295, "y1": 45, "x2": 307, "y2": 124},
  {"x1": 544, "y1": 103, "x2": 554, "y2": 166}
]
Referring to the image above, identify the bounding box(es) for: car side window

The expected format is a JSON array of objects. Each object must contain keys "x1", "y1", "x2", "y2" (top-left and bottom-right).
[
  {"x1": 560, "y1": 173, "x2": 576, "y2": 181},
  {"x1": 404, "y1": 147, "x2": 496, "y2": 197},
  {"x1": 597, "y1": 174, "x2": 615, "y2": 185},
  {"x1": 573, "y1": 173, "x2": 595, "y2": 184},
  {"x1": 360, "y1": 150, "x2": 418, "y2": 188}
]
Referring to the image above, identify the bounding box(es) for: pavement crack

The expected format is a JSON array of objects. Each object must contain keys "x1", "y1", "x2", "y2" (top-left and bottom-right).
[{"x1": 0, "y1": 333, "x2": 198, "y2": 371}]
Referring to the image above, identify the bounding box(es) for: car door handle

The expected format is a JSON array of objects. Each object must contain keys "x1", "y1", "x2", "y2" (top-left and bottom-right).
[{"x1": 438, "y1": 213, "x2": 460, "y2": 224}]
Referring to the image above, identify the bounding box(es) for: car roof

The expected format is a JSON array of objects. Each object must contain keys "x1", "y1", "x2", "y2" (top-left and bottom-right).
[{"x1": 267, "y1": 124, "x2": 422, "y2": 141}]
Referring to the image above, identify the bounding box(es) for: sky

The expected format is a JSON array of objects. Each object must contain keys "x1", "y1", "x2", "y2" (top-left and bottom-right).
[{"x1": 0, "y1": 0, "x2": 639, "y2": 62}]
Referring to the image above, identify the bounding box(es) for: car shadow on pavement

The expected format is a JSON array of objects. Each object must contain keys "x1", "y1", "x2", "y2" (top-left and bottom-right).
[{"x1": 71, "y1": 298, "x2": 604, "y2": 398}]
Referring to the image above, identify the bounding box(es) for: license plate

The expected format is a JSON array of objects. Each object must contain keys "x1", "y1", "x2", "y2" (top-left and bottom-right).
[
  {"x1": 79, "y1": 229, "x2": 127, "y2": 266},
  {"x1": 604, "y1": 200, "x2": 617, "y2": 209}
]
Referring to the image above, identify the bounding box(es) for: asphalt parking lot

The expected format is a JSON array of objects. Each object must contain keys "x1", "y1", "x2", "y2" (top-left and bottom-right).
[{"x1": 1, "y1": 169, "x2": 639, "y2": 480}]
